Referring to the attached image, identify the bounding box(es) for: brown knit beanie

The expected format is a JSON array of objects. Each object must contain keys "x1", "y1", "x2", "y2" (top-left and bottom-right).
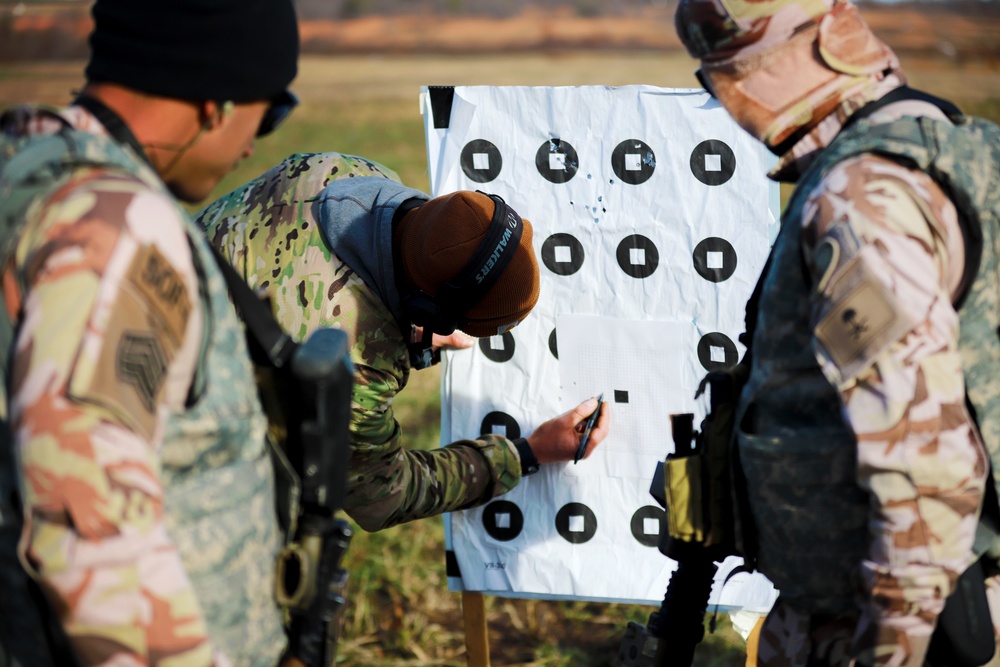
[{"x1": 394, "y1": 191, "x2": 540, "y2": 337}]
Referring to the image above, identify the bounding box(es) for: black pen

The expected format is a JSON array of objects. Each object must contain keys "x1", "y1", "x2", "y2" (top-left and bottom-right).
[{"x1": 574, "y1": 393, "x2": 604, "y2": 464}]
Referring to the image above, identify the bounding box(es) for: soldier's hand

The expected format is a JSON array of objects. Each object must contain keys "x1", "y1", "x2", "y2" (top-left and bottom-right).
[
  {"x1": 526, "y1": 397, "x2": 610, "y2": 464},
  {"x1": 409, "y1": 326, "x2": 476, "y2": 353},
  {"x1": 432, "y1": 331, "x2": 475, "y2": 351}
]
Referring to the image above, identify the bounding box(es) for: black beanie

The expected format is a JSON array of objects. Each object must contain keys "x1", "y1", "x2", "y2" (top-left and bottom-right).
[{"x1": 85, "y1": 0, "x2": 299, "y2": 103}]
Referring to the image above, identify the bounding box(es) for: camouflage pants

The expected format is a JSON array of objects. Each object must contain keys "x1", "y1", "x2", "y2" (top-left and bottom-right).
[
  {"x1": 752, "y1": 436, "x2": 987, "y2": 667},
  {"x1": 755, "y1": 575, "x2": 1000, "y2": 667}
]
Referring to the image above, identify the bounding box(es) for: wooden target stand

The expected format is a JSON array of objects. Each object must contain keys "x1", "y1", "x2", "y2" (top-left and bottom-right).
[{"x1": 462, "y1": 591, "x2": 491, "y2": 666}]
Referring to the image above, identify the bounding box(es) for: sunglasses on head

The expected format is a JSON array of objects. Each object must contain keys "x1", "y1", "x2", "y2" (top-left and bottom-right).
[
  {"x1": 256, "y1": 90, "x2": 299, "y2": 137},
  {"x1": 695, "y1": 69, "x2": 716, "y2": 99}
]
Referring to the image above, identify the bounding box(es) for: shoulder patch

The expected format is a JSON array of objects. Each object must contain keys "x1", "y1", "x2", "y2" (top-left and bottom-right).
[
  {"x1": 68, "y1": 243, "x2": 190, "y2": 440},
  {"x1": 116, "y1": 332, "x2": 168, "y2": 411},
  {"x1": 815, "y1": 276, "x2": 896, "y2": 369},
  {"x1": 813, "y1": 254, "x2": 919, "y2": 383},
  {"x1": 128, "y1": 243, "x2": 191, "y2": 347}
]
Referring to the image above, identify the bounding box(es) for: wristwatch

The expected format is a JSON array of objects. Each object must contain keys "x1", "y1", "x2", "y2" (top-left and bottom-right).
[{"x1": 513, "y1": 438, "x2": 540, "y2": 477}]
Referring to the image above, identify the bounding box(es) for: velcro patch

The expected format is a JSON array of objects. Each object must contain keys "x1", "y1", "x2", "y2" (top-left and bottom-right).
[
  {"x1": 815, "y1": 280, "x2": 895, "y2": 369},
  {"x1": 814, "y1": 254, "x2": 918, "y2": 383},
  {"x1": 69, "y1": 244, "x2": 190, "y2": 440},
  {"x1": 128, "y1": 244, "x2": 191, "y2": 347}
]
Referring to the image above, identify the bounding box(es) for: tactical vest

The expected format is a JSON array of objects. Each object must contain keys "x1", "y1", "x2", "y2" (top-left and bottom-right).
[
  {"x1": 0, "y1": 109, "x2": 285, "y2": 666},
  {"x1": 737, "y1": 112, "x2": 1000, "y2": 615}
]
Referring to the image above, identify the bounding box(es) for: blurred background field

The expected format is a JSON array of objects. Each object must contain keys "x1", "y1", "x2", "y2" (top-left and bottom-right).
[{"x1": 3, "y1": 3, "x2": 1000, "y2": 665}]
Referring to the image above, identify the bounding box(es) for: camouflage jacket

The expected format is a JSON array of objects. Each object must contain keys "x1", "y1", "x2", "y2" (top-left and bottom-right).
[
  {"x1": 0, "y1": 105, "x2": 284, "y2": 667},
  {"x1": 741, "y1": 98, "x2": 995, "y2": 666},
  {"x1": 197, "y1": 153, "x2": 521, "y2": 532}
]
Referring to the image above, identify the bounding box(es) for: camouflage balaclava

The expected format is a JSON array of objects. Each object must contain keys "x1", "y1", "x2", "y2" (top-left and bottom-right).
[{"x1": 675, "y1": 0, "x2": 902, "y2": 158}]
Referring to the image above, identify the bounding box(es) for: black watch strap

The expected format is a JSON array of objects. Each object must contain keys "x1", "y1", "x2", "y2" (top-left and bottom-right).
[{"x1": 513, "y1": 438, "x2": 540, "y2": 477}]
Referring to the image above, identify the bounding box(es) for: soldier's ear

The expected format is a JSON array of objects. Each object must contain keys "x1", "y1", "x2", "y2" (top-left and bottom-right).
[{"x1": 198, "y1": 100, "x2": 234, "y2": 131}]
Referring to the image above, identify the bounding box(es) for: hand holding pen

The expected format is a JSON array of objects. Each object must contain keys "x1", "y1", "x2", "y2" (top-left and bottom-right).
[
  {"x1": 574, "y1": 394, "x2": 603, "y2": 464},
  {"x1": 523, "y1": 395, "x2": 610, "y2": 465}
]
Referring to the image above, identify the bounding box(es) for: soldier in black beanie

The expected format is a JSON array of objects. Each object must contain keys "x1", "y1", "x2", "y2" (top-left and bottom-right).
[
  {"x1": 77, "y1": 0, "x2": 299, "y2": 202},
  {"x1": 0, "y1": 1, "x2": 301, "y2": 666}
]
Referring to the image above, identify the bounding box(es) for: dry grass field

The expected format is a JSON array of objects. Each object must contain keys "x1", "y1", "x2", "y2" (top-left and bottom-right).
[{"x1": 3, "y1": 33, "x2": 1000, "y2": 667}]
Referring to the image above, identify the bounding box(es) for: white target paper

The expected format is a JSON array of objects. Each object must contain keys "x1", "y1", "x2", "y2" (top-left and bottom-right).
[{"x1": 421, "y1": 85, "x2": 780, "y2": 608}]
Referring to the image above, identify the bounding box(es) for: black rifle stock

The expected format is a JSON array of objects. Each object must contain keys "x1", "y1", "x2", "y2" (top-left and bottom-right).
[
  {"x1": 618, "y1": 367, "x2": 749, "y2": 667},
  {"x1": 273, "y1": 328, "x2": 355, "y2": 667}
]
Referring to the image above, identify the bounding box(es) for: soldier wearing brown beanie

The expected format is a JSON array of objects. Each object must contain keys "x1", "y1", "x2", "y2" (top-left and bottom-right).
[{"x1": 199, "y1": 152, "x2": 611, "y2": 533}]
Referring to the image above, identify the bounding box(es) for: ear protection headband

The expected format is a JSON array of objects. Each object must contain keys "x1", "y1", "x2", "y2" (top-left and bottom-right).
[{"x1": 403, "y1": 192, "x2": 524, "y2": 336}]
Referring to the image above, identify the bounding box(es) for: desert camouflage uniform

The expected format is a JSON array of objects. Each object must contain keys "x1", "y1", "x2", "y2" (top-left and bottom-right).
[
  {"x1": 197, "y1": 153, "x2": 521, "y2": 532},
  {"x1": 0, "y1": 105, "x2": 284, "y2": 666},
  {"x1": 745, "y1": 100, "x2": 989, "y2": 667},
  {"x1": 675, "y1": 2, "x2": 996, "y2": 665}
]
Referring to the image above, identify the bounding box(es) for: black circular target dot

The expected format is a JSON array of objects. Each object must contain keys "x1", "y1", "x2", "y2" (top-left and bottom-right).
[
  {"x1": 548, "y1": 328, "x2": 558, "y2": 360},
  {"x1": 698, "y1": 332, "x2": 739, "y2": 372},
  {"x1": 535, "y1": 139, "x2": 579, "y2": 184},
  {"x1": 693, "y1": 237, "x2": 738, "y2": 283},
  {"x1": 616, "y1": 234, "x2": 659, "y2": 279},
  {"x1": 541, "y1": 233, "x2": 585, "y2": 276},
  {"x1": 480, "y1": 411, "x2": 520, "y2": 441},
  {"x1": 479, "y1": 331, "x2": 515, "y2": 363},
  {"x1": 555, "y1": 502, "x2": 598, "y2": 544},
  {"x1": 483, "y1": 500, "x2": 524, "y2": 542},
  {"x1": 460, "y1": 139, "x2": 502, "y2": 183},
  {"x1": 611, "y1": 139, "x2": 656, "y2": 185},
  {"x1": 690, "y1": 139, "x2": 736, "y2": 186},
  {"x1": 630, "y1": 506, "x2": 665, "y2": 548}
]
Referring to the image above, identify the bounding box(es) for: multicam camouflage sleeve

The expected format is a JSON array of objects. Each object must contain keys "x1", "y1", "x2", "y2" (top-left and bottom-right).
[
  {"x1": 7, "y1": 170, "x2": 230, "y2": 666},
  {"x1": 806, "y1": 154, "x2": 987, "y2": 666},
  {"x1": 200, "y1": 152, "x2": 522, "y2": 532}
]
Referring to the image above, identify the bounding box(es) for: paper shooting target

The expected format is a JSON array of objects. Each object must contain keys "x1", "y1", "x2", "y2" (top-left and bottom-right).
[
  {"x1": 423, "y1": 85, "x2": 780, "y2": 609},
  {"x1": 536, "y1": 139, "x2": 580, "y2": 184},
  {"x1": 611, "y1": 139, "x2": 656, "y2": 185},
  {"x1": 690, "y1": 139, "x2": 737, "y2": 186},
  {"x1": 693, "y1": 237, "x2": 739, "y2": 283},
  {"x1": 556, "y1": 503, "x2": 599, "y2": 544},
  {"x1": 461, "y1": 139, "x2": 503, "y2": 183},
  {"x1": 541, "y1": 233, "x2": 585, "y2": 276},
  {"x1": 480, "y1": 411, "x2": 521, "y2": 440},
  {"x1": 616, "y1": 234, "x2": 660, "y2": 279},
  {"x1": 698, "y1": 332, "x2": 739, "y2": 372},
  {"x1": 630, "y1": 506, "x2": 665, "y2": 548},
  {"x1": 483, "y1": 500, "x2": 525, "y2": 542},
  {"x1": 479, "y1": 332, "x2": 516, "y2": 363}
]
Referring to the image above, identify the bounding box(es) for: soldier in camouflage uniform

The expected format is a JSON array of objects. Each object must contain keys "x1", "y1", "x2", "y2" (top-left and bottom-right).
[
  {"x1": 0, "y1": 1, "x2": 301, "y2": 665},
  {"x1": 197, "y1": 152, "x2": 611, "y2": 532},
  {"x1": 675, "y1": 1, "x2": 1000, "y2": 665}
]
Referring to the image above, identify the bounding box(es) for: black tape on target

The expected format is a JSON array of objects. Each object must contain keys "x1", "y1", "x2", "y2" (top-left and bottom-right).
[
  {"x1": 611, "y1": 139, "x2": 656, "y2": 185},
  {"x1": 536, "y1": 139, "x2": 579, "y2": 184},
  {"x1": 461, "y1": 139, "x2": 503, "y2": 183},
  {"x1": 630, "y1": 506, "x2": 665, "y2": 548},
  {"x1": 483, "y1": 500, "x2": 524, "y2": 542},
  {"x1": 541, "y1": 233, "x2": 585, "y2": 276},
  {"x1": 555, "y1": 503, "x2": 598, "y2": 544},
  {"x1": 616, "y1": 234, "x2": 659, "y2": 279},
  {"x1": 697, "y1": 332, "x2": 739, "y2": 371},
  {"x1": 548, "y1": 328, "x2": 558, "y2": 360},
  {"x1": 479, "y1": 332, "x2": 515, "y2": 363},
  {"x1": 690, "y1": 139, "x2": 736, "y2": 186},
  {"x1": 480, "y1": 411, "x2": 521, "y2": 440},
  {"x1": 693, "y1": 237, "x2": 738, "y2": 283}
]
